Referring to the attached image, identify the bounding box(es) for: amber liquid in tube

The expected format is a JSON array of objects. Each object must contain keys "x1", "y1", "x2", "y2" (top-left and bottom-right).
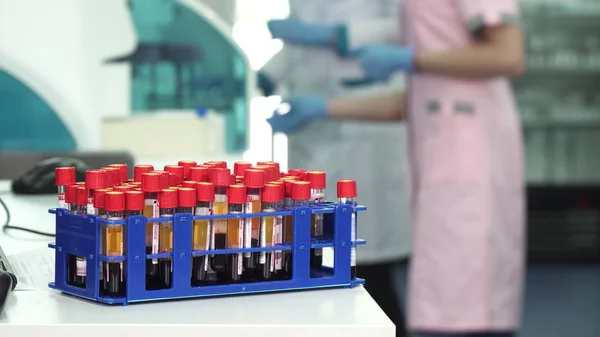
[
  {"x1": 68, "y1": 206, "x2": 87, "y2": 288},
  {"x1": 210, "y1": 190, "x2": 227, "y2": 275},
  {"x1": 102, "y1": 213, "x2": 125, "y2": 297},
  {"x1": 310, "y1": 190, "x2": 325, "y2": 269},
  {"x1": 158, "y1": 208, "x2": 174, "y2": 289},
  {"x1": 282, "y1": 197, "x2": 294, "y2": 280},
  {"x1": 227, "y1": 204, "x2": 244, "y2": 283},
  {"x1": 258, "y1": 205, "x2": 275, "y2": 281},
  {"x1": 244, "y1": 191, "x2": 260, "y2": 272},
  {"x1": 191, "y1": 202, "x2": 217, "y2": 285},
  {"x1": 143, "y1": 193, "x2": 159, "y2": 289}
]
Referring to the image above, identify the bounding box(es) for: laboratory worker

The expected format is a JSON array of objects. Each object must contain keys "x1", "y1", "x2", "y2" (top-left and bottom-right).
[
  {"x1": 267, "y1": 1, "x2": 527, "y2": 337},
  {"x1": 259, "y1": 1, "x2": 411, "y2": 336}
]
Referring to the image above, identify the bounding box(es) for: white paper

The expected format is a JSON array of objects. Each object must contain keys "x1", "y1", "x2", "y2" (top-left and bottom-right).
[{"x1": 7, "y1": 248, "x2": 55, "y2": 291}]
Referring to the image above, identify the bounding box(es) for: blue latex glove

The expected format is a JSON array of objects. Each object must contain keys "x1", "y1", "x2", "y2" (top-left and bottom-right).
[
  {"x1": 267, "y1": 96, "x2": 328, "y2": 134},
  {"x1": 267, "y1": 19, "x2": 334, "y2": 47},
  {"x1": 355, "y1": 44, "x2": 416, "y2": 82},
  {"x1": 257, "y1": 71, "x2": 276, "y2": 97}
]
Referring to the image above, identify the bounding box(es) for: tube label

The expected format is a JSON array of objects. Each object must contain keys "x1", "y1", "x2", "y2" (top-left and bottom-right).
[
  {"x1": 259, "y1": 216, "x2": 267, "y2": 264},
  {"x1": 58, "y1": 193, "x2": 67, "y2": 209},
  {"x1": 274, "y1": 215, "x2": 283, "y2": 271},
  {"x1": 87, "y1": 197, "x2": 95, "y2": 215},
  {"x1": 151, "y1": 202, "x2": 160, "y2": 264},
  {"x1": 244, "y1": 196, "x2": 253, "y2": 258},
  {"x1": 76, "y1": 257, "x2": 86, "y2": 276},
  {"x1": 238, "y1": 218, "x2": 244, "y2": 275}
]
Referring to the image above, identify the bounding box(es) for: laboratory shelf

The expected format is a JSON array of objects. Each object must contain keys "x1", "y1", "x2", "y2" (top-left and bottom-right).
[{"x1": 47, "y1": 203, "x2": 366, "y2": 306}]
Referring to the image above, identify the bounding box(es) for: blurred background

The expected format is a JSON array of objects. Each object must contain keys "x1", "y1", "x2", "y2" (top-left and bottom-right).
[{"x1": 0, "y1": 0, "x2": 598, "y2": 335}]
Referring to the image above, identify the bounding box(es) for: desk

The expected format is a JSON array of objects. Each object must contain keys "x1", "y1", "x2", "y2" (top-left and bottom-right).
[{"x1": 0, "y1": 183, "x2": 394, "y2": 337}]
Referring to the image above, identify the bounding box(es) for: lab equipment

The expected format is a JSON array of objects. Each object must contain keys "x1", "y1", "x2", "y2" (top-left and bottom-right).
[
  {"x1": 177, "y1": 187, "x2": 196, "y2": 214},
  {"x1": 210, "y1": 168, "x2": 230, "y2": 275},
  {"x1": 85, "y1": 170, "x2": 107, "y2": 215},
  {"x1": 134, "y1": 164, "x2": 154, "y2": 182},
  {"x1": 177, "y1": 160, "x2": 197, "y2": 180},
  {"x1": 243, "y1": 169, "x2": 264, "y2": 273},
  {"x1": 192, "y1": 182, "x2": 217, "y2": 286},
  {"x1": 126, "y1": 190, "x2": 144, "y2": 217},
  {"x1": 164, "y1": 165, "x2": 184, "y2": 186},
  {"x1": 108, "y1": 164, "x2": 129, "y2": 184},
  {"x1": 307, "y1": 171, "x2": 326, "y2": 269},
  {"x1": 55, "y1": 167, "x2": 76, "y2": 209},
  {"x1": 11, "y1": 157, "x2": 88, "y2": 195},
  {"x1": 141, "y1": 172, "x2": 160, "y2": 289},
  {"x1": 337, "y1": 179, "x2": 358, "y2": 279},
  {"x1": 258, "y1": 183, "x2": 281, "y2": 281},
  {"x1": 158, "y1": 189, "x2": 177, "y2": 289},
  {"x1": 226, "y1": 184, "x2": 245, "y2": 283},
  {"x1": 189, "y1": 166, "x2": 210, "y2": 182},
  {"x1": 102, "y1": 191, "x2": 127, "y2": 297}
]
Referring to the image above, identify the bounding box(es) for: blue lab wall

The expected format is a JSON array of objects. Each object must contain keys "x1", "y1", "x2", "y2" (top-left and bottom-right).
[{"x1": 0, "y1": 70, "x2": 75, "y2": 151}]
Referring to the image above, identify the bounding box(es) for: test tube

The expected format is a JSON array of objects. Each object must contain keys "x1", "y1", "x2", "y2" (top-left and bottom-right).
[
  {"x1": 290, "y1": 181, "x2": 311, "y2": 277},
  {"x1": 189, "y1": 166, "x2": 209, "y2": 182},
  {"x1": 307, "y1": 170, "x2": 326, "y2": 269},
  {"x1": 85, "y1": 170, "x2": 107, "y2": 215},
  {"x1": 209, "y1": 168, "x2": 230, "y2": 274},
  {"x1": 152, "y1": 170, "x2": 170, "y2": 190},
  {"x1": 125, "y1": 190, "x2": 144, "y2": 217},
  {"x1": 288, "y1": 169, "x2": 307, "y2": 181},
  {"x1": 108, "y1": 164, "x2": 129, "y2": 184},
  {"x1": 258, "y1": 184, "x2": 281, "y2": 281},
  {"x1": 191, "y1": 182, "x2": 217, "y2": 286},
  {"x1": 134, "y1": 164, "x2": 154, "y2": 182},
  {"x1": 66, "y1": 184, "x2": 78, "y2": 213},
  {"x1": 102, "y1": 191, "x2": 126, "y2": 297},
  {"x1": 68, "y1": 185, "x2": 88, "y2": 287},
  {"x1": 158, "y1": 189, "x2": 177, "y2": 289},
  {"x1": 257, "y1": 161, "x2": 280, "y2": 182},
  {"x1": 281, "y1": 179, "x2": 295, "y2": 279},
  {"x1": 113, "y1": 185, "x2": 132, "y2": 193},
  {"x1": 177, "y1": 187, "x2": 195, "y2": 214},
  {"x1": 243, "y1": 169, "x2": 264, "y2": 274},
  {"x1": 182, "y1": 181, "x2": 198, "y2": 189},
  {"x1": 164, "y1": 165, "x2": 184, "y2": 186},
  {"x1": 103, "y1": 167, "x2": 120, "y2": 188},
  {"x1": 269, "y1": 181, "x2": 285, "y2": 278},
  {"x1": 207, "y1": 161, "x2": 227, "y2": 169},
  {"x1": 233, "y1": 161, "x2": 252, "y2": 177},
  {"x1": 141, "y1": 172, "x2": 161, "y2": 288},
  {"x1": 177, "y1": 160, "x2": 197, "y2": 180},
  {"x1": 337, "y1": 180, "x2": 358, "y2": 279},
  {"x1": 226, "y1": 185, "x2": 246, "y2": 283},
  {"x1": 55, "y1": 167, "x2": 76, "y2": 209}
]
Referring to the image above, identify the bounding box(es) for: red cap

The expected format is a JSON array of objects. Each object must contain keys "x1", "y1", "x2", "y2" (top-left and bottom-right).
[
  {"x1": 280, "y1": 176, "x2": 298, "y2": 181},
  {"x1": 113, "y1": 185, "x2": 132, "y2": 193},
  {"x1": 108, "y1": 164, "x2": 128, "y2": 183},
  {"x1": 129, "y1": 181, "x2": 141, "y2": 187},
  {"x1": 164, "y1": 165, "x2": 184, "y2": 185},
  {"x1": 269, "y1": 181, "x2": 285, "y2": 201},
  {"x1": 208, "y1": 161, "x2": 227, "y2": 168},
  {"x1": 182, "y1": 181, "x2": 197, "y2": 189},
  {"x1": 189, "y1": 166, "x2": 209, "y2": 182},
  {"x1": 291, "y1": 181, "x2": 311, "y2": 201},
  {"x1": 288, "y1": 169, "x2": 307, "y2": 180},
  {"x1": 55, "y1": 167, "x2": 76, "y2": 186},
  {"x1": 105, "y1": 191, "x2": 126, "y2": 212},
  {"x1": 262, "y1": 184, "x2": 281, "y2": 203},
  {"x1": 103, "y1": 167, "x2": 121, "y2": 187},
  {"x1": 227, "y1": 185, "x2": 246, "y2": 204},
  {"x1": 233, "y1": 161, "x2": 252, "y2": 176},
  {"x1": 196, "y1": 182, "x2": 215, "y2": 202},
  {"x1": 337, "y1": 180, "x2": 357, "y2": 198},
  {"x1": 76, "y1": 186, "x2": 87, "y2": 206},
  {"x1": 159, "y1": 189, "x2": 178, "y2": 209},
  {"x1": 134, "y1": 164, "x2": 154, "y2": 182},
  {"x1": 283, "y1": 180, "x2": 294, "y2": 199},
  {"x1": 126, "y1": 190, "x2": 144, "y2": 211},
  {"x1": 141, "y1": 173, "x2": 161, "y2": 192},
  {"x1": 307, "y1": 170, "x2": 326, "y2": 189},
  {"x1": 177, "y1": 160, "x2": 197, "y2": 179},
  {"x1": 152, "y1": 170, "x2": 170, "y2": 189},
  {"x1": 178, "y1": 187, "x2": 196, "y2": 208},
  {"x1": 94, "y1": 188, "x2": 110, "y2": 209},
  {"x1": 85, "y1": 170, "x2": 106, "y2": 190},
  {"x1": 244, "y1": 169, "x2": 264, "y2": 188},
  {"x1": 209, "y1": 168, "x2": 231, "y2": 186},
  {"x1": 230, "y1": 174, "x2": 237, "y2": 185},
  {"x1": 258, "y1": 161, "x2": 280, "y2": 174},
  {"x1": 65, "y1": 184, "x2": 78, "y2": 203},
  {"x1": 235, "y1": 176, "x2": 244, "y2": 184}
]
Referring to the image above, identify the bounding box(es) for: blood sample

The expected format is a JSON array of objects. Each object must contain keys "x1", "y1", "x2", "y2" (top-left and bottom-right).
[
  {"x1": 337, "y1": 180, "x2": 358, "y2": 279},
  {"x1": 191, "y1": 182, "x2": 217, "y2": 286},
  {"x1": 134, "y1": 164, "x2": 154, "y2": 182},
  {"x1": 189, "y1": 166, "x2": 209, "y2": 182},
  {"x1": 233, "y1": 161, "x2": 252, "y2": 177},
  {"x1": 268, "y1": 181, "x2": 285, "y2": 279},
  {"x1": 126, "y1": 190, "x2": 144, "y2": 217},
  {"x1": 65, "y1": 184, "x2": 78, "y2": 213},
  {"x1": 68, "y1": 185, "x2": 88, "y2": 288},
  {"x1": 307, "y1": 171, "x2": 326, "y2": 269},
  {"x1": 258, "y1": 184, "x2": 280, "y2": 281},
  {"x1": 226, "y1": 185, "x2": 246, "y2": 283},
  {"x1": 290, "y1": 181, "x2": 311, "y2": 278},
  {"x1": 281, "y1": 179, "x2": 295, "y2": 279},
  {"x1": 177, "y1": 160, "x2": 197, "y2": 180},
  {"x1": 55, "y1": 167, "x2": 76, "y2": 209},
  {"x1": 108, "y1": 164, "x2": 129, "y2": 184},
  {"x1": 158, "y1": 189, "x2": 177, "y2": 289},
  {"x1": 209, "y1": 168, "x2": 230, "y2": 274},
  {"x1": 141, "y1": 172, "x2": 160, "y2": 289},
  {"x1": 85, "y1": 170, "x2": 106, "y2": 215},
  {"x1": 177, "y1": 187, "x2": 195, "y2": 214},
  {"x1": 103, "y1": 167, "x2": 121, "y2": 188},
  {"x1": 164, "y1": 165, "x2": 184, "y2": 186},
  {"x1": 102, "y1": 191, "x2": 126, "y2": 297},
  {"x1": 243, "y1": 168, "x2": 264, "y2": 274},
  {"x1": 95, "y1": 188, "x2": 110, "y2": 290}
]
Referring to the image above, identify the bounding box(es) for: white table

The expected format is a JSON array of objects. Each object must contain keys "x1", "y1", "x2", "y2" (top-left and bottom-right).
[{"x1": 0, "y1": 182, "x2": 394, "y2": 337}]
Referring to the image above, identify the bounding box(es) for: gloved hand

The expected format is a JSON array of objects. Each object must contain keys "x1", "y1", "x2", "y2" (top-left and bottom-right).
[
  {"x1": 267, "y1": 19, "x2": 335, "y2": 47},
  {"x1": 267, "y1": 96, "x2": 328, "y2": 134},
  {"x1": 257, "y1": 71, "x2": 277, "y2": 97},
  {"x1": 355, "y1": 44, "x2": 416, "y2": 82}
]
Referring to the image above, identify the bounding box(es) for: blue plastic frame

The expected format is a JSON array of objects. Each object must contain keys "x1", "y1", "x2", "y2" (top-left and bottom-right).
[{"x1": 48, "y1": 203, "x2": 366, "y2": 305}]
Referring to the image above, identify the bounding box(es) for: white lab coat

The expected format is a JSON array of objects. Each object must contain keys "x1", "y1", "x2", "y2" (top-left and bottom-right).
[{"x1": 262, "y1": 0, "x2": 411, "y2": 264}]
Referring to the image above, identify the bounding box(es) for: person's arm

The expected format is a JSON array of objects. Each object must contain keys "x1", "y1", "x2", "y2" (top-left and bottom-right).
[
  {"x1": 327, "y1": 91, "x2": 406, "y2": 121},
  {"x1": 414, "y1": 25, "x2": 525, "y2": 78}
]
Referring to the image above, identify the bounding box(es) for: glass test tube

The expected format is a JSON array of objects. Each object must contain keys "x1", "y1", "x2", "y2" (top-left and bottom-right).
[
  {"x1": 66, "y1": 184, "x2": 79, "y2": 213},
  {"x1": 269, "y1": 181, "x2": 285, "y2": 278},
  {"x1": 281, "y1": 179, "x2": 296, "y2": 280},
  {"x1": 258, "y1": 184, "x2": 281, "y2": 281},
  {"x1": 243, "y1": 169, "x2": 264, "y2": 274},
  {"x1": 141, "y1": 173, "x2": 161, "y2": 289},
  {"x1": 108, "y1": 163, "x2": 129, "y2": 184},
  {"x1": 158, "y1": 189, "x2": 177, "y2": 289},
  {"x1": 291, "y1": 181, "x2": 311, "y2": 277},
  {"x1": 177, "y1": 160, "x2": 197, "y2": 181},
  {"x1": 226, "y1": 185, "x2": 246, "y2": 283},
  {"x1": 192, "y1": 182, "x2": 217, "y2": 286},
  {"x1": 95, "y1": 188, "x2": 110, "y2": 289},
  {"x1": 68, "y1": 185, "x2": 88, "y2": 287},
  {"x1": 102, "y1": 191, "x2": 126, "y2": 297},
  {"x1": 55, "y1": 167, "x2": 75, "y2": 209},
  {"x1": 337, "y1": 180, "x2": 358, "y2": 279},
  {"x1": 85, "y1": 170, "x2": 106, "y2": 215},
  {"x1": 307, "y1": 171, "x2": 326, "y2": 269},
  {"x1": 210, "y1": 168, "x2": 230, "y2": 275}
]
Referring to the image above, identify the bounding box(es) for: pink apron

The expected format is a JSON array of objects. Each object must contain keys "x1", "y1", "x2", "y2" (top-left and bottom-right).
[{"x1": 403, "y1": 0, "x2": 526, "y2": 332}]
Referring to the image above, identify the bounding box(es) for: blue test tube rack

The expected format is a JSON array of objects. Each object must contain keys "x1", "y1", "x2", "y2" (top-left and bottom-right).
[{"x1": 48, "y1": 203, "x2": 366, "y2": 305}]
